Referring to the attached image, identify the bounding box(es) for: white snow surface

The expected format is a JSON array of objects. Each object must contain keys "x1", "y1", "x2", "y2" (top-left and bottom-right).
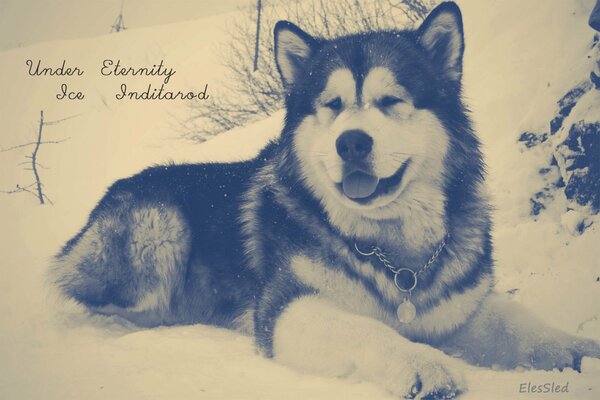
[
  {"x1": 0, "y1": 0, "x2": 250, "y2": 51},
  {"x1": 1, "y1": 0, "x2": 600, "y2": 399}
]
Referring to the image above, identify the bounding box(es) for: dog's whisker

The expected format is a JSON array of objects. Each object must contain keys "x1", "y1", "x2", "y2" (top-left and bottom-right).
[
  {"x1": 388, "y1": 152, "x2": 422, "y2": 157},
  {"x1": 322, "y1": 164, "x2": 341, "y2": 174}
]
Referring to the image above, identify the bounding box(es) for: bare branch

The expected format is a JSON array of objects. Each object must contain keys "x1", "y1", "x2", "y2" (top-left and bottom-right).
[
  {"x1": 1, "y1": 110, "x2": 70, "y2": 205},
  {"x1": 43, "y1": 114, "x2": 80, "y2": 126},
  {"x1": 253, "y1": 0, "x2": 263, "y2": 71},
  {"x1": 42, "y1": 193, "x2": 54, "y2": 205},
  {"x1": 0, "y1": 183, "x2": 40, "y2": 202},
  {"x1": 1, "y1": 142, "x2": 38, "y2": 152},
  {"x1": 29, "y1": 110, "x2": 46, "y2": 204},
  {"x1": 40, "y1": 138, "x2": 71, "y2": 145},
  {"x1": 1, "y1": 137, "x2": 70, "y2": 153},
  {"x1": 0, "y1": 183, "x2": 36, "y2": 194}
]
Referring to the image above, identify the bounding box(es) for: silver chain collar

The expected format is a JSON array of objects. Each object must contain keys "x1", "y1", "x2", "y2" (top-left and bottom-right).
[{"x1": 354, "y1": 234, "x2": 449, "y2": 294}]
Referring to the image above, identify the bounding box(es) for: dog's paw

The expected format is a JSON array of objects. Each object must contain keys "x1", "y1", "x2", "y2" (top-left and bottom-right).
[
  {"x1": 524, "y1": 338, "x2": 600, "y2": 372},
  {"x1": 410, "y1": 360, "x2": 464, "y2": 399},
  {"x1": 362, "y1": 353, "x2": 465, "y2": 399}
]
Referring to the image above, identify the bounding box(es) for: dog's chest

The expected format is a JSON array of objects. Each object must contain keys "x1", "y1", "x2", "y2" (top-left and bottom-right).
[{"x1": 290, "y1": 254, "x2": 403, "y2": 330}]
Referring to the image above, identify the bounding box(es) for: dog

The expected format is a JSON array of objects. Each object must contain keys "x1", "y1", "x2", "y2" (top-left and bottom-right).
[{"x1": 52, "y1": 2, "x2": 600, "y2": 398}]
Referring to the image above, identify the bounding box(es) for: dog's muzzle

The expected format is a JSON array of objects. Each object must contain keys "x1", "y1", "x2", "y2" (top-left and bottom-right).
[{"x1": 335, "y1": 130, "x2": 379, "y2": 199}]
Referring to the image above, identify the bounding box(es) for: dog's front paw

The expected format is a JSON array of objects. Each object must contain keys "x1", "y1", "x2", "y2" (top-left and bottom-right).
[
  {"x1": 410, "y1": 360, "x2": 464, "y2": 399},
  {"x1": 524, "y1": 337, "x2": 600, "y2": 372},
  {"x1": 362, "y1": 351, "x2": 465, "y2": 399}
]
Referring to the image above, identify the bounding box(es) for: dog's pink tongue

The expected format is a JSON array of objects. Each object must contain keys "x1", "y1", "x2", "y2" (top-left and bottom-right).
[{"x1": 342, "y1": 171, "x2": 379, "y2": 199}]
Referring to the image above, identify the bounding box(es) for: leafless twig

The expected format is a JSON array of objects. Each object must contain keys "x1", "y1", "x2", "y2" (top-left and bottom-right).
[
  {"x1": 44, "y1": 114, "x2": 80, "y2": 126},
  {"x1": 1, "y1": 110, "x2": 73, "y2": 205},
  {"x1": 1, "y1": 137, "x2": 70, "y2": 152},
  {"x1": 0, "y1": 183, "x2": 54, "y2": 205}
]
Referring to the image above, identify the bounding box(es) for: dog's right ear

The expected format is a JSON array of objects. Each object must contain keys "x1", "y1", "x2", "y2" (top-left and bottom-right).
[{"x1": 274, "y1": 21, "x2": 317, "y2": 88}]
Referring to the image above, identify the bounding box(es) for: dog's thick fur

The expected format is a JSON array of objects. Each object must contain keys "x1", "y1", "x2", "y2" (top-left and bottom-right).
[{"x1": 53, "y1": 3, "x2": 600, "y2": 398}]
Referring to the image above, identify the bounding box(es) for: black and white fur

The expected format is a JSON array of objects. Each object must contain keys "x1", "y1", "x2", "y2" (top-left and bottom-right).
[{"x1": 52, "y1": 3, "x2": 600, "y2": 398}]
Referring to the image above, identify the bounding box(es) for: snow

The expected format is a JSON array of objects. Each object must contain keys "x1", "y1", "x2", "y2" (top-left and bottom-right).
[
  {"x1": 462, "y1": 0, "x2": 600, "y2": 341},
  {"x1": 1, "y1": 0, "x2": 599, "y2": 399},
  {"x1": 0, "y1": 0, "x2": 250, "y2": 51}
]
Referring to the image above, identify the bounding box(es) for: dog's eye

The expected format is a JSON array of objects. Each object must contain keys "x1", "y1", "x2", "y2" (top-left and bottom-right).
[
  {"x1": 378, "y1": 96, "x2": 404, "y2": 108},
  {"x1": 324, "y1": 97, "x2": 343, "y2": 111}
]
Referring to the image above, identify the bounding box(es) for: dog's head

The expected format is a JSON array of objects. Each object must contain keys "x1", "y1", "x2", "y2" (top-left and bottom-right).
[{"x1": 274, "y1": 3, "x2": 476, "y2": 230}]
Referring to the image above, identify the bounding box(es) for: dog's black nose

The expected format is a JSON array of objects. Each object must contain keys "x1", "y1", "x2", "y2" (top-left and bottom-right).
[{"x1": 336, "y1": 130, "x2": 373, "y2": 162}]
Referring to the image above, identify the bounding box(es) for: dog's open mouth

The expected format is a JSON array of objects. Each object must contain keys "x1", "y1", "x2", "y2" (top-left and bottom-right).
[{"x1": 336, "y1": 160, "x2": 410, "y2": 204}]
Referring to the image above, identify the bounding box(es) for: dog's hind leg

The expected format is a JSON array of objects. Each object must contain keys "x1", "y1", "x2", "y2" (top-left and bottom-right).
[{"x1": 52, "y1": 199, "x2": 191, "y2": 326}]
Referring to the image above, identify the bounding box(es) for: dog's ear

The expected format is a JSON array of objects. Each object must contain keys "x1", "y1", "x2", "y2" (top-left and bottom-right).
[
  {"x1": 274, "y1": 21, "x2": 317, "y2": 87},
  {"x1": 417, "y1": 2, "x2": 464, "y2": 83}
]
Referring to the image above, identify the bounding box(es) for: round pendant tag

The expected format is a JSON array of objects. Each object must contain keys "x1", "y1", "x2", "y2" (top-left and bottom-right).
[{"x1": 396, "y1": 299, "x2": 417, "y2": 323}]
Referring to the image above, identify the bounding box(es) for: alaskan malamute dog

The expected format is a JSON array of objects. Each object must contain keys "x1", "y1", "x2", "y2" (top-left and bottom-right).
[{"x1": 53, "y1": 2, "x2": 599, "y2": 398}]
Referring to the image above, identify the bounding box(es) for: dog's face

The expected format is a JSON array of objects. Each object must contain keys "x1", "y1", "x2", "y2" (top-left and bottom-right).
[{"x1": 275, "y1": 3, "x2": 465, "y2": 223}]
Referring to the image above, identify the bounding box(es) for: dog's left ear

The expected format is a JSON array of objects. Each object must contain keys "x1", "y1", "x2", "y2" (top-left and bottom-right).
[
  {"x1": 417, "y1": 2, "x2": 464, "y2": 83},
  {"x1": 274, "y1": 21, "x2": 317, "y2": 88}
]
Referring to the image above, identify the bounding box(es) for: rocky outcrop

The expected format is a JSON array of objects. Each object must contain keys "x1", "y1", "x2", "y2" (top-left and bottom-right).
[{"x1": 519, "y1": 35, "x2": 600, "y2": 230}]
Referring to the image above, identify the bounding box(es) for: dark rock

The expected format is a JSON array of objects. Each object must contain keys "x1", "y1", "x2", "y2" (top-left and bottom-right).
[
  {"x1": 530, "y1": 197, "x2": 545, "y2": 216},
  {"x1": 556, "y1": 121, "x2": 600, "y2": 212},
  {"x1": 576, "y1": 219, "x2": 593, "y2": 234},
  {"x1": 530, "y1": 188, "x2": 554, "y2": 216},
  {"x1": 550, "y1": 81, "x2": 592, "y2": 135},
  {"x1": 518, "y1": 131, "x2": 547, "y2": 148},
  {"x1": 591, "y1": 70, "x2": 600, "y2": 89}
]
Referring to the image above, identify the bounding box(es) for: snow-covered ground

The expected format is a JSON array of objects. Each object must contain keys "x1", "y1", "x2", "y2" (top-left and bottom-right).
[
  {"x1": 1, "y1": 0, "x2": 599, "y2": 399},
  {"x1": 0, "y1": 0, "x2": 249, "y2": 51}
]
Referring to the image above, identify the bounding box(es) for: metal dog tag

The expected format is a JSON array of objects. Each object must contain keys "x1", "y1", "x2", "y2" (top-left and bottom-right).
[{"x1": 397, "y1": 298, "x2": 417, "y2": 323}]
